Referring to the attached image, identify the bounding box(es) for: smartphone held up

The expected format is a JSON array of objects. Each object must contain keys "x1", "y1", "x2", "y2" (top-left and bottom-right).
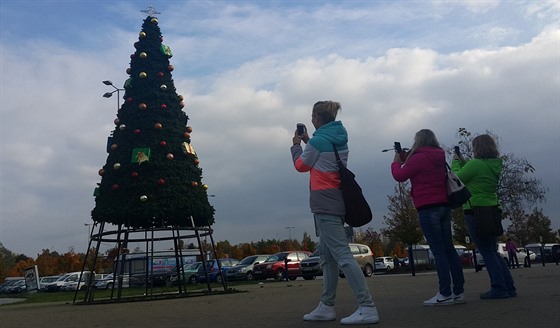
[{"x1": 296, "y1": 123, "x2": 306, "y2": 136}]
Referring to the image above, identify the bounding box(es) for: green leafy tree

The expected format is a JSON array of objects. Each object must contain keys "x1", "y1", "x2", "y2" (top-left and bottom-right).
[
  {"x1": 382, "y1": 182, "x2": 423, "y2": 247},
  {"x1": 91, "y1": 14, "x2": 214, "y2": 228}
]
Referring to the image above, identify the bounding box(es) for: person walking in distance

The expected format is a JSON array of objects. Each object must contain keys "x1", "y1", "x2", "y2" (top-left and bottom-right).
[
  {"x1": 291, "y1": 101, "x2": 379, "y2": 325},
  {"x1": 505, "y1": 238, "x2": 519, "y2": 269},
  {"x1": 391, "y1": 129, "x2": 466, "y2": 306}
]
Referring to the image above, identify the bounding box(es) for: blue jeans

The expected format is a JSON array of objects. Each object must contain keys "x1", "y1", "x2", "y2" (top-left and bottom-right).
[
  {"x1": 465, "y1": 214, "x2": 516, "y2": 296},
  {"x1": 314, "y1": 213, "x2": 374, "y2": 307},
  {"x1": 418, "y1": 206, "x2": 464, "y2": 297}
]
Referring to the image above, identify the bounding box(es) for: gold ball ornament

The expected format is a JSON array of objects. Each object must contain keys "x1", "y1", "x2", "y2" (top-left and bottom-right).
[
  {"x1": 160, "y1": 84, "x2": 167, "y2": 90},
  {"x1": 179, "y1": 95, "x2": 184, "y2": 101},
  {"x1": 183, "y1": 132, "x2": 190, "y2": 138},
  {"x1": 139, "y1": 72, "x2": 147, "y2": 78},
  {"x1": 113, "y1": 163, "x2": 121, "y2": 170},
  {"x1": 139, "y1": 31, "x2": 146, "y2": 38},
  {"x1": 186, "y1": 126, "x2": 193, "y2": 133},
  {"x1": 203, "y1": 184, "x2": 208, "y2": 190},
  {"x1": 139, "y1": 52, "x2": 147, "y2": 59},
  {"x1": 151, "y1": 17, "x2": 158, "y2": 24},
  {"x1": 119, "y1": 124, "x2": 126, "y2": 131},
  {"x1": 140, "y1": 195, "x2": 148, "y2": 202}
]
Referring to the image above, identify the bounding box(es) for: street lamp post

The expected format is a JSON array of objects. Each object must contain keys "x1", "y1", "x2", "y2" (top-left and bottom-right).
[
  {"x1": 285, "y1": 226, "x2": 295, "y2": 241},
  {"x1": 102, "y1": 80, "x2": 124, "y2": 110}
]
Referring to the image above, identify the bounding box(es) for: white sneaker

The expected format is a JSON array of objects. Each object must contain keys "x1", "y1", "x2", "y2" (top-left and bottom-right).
[
  {"x1": 303, "y1": 302, "x2": 336, "y2": 321},
  {"x1": 423, "y1": 293, "x2": 454, "y2": 306},
  {"x1": 340, "y1": 306, "x2": 380, "y2": 325},
  {"x1": 453, "y1": 293, "x2": 466, "y2": 304}
]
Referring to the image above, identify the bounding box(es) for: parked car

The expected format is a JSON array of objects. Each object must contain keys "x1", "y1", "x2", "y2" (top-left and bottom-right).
[
  {"x1": 253, "y1": 251, "x2": 312, "y2": 281},
  {"x1": 300, "y1": 243, "x2": 374, "y2": 280},
  {"x1": 197, "y1": 258, "x2": 240, "y2": 284},
  {"x1": 475, "y1": 243, "x2": 536, "y2": 270},
  {"x1": 168, "y1": 262, "x2": 203, "y2": 285},
  {"x1": 0, "y1": 279, "x2": 24, "y2": 293},
  {"x1": 5, "y1": 279, "x2": 27, "y2": 294},
  {"x1": 374, "y1": 256, "x2": 394, "y2": 271},
  {"x1": 44, "y1": 271, "x2": 93, "y2": 292},
  {"x1": 39, "y1": 276, "x2": 61, "y2": 290},
  {"x1": 225, "y1": 255, "x2": 270, "y2": 281},
  {"x1": 95, "y1": 274, "x2": 116, "y2": 289}
]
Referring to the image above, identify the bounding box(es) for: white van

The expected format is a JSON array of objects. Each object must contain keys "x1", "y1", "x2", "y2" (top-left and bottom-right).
[
  {"x1": 374, "y1": 257, "x2": 395, "y2": 271},
  {"x1": 44, "y1": 271, "x2": 94, "y2": 292}
]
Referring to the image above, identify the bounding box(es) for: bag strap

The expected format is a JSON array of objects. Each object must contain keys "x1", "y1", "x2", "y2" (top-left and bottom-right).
[{"x1": 332, "y1": 144, "x2": 343, "y2": 168}]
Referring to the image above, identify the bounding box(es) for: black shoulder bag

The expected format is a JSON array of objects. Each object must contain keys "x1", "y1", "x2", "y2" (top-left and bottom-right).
[{"x1": 332, "y1": 145, "x2": 372, "y2": 227}]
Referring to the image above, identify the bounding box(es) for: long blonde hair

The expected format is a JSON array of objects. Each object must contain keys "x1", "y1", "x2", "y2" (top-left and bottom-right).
[
  {"x1": 406, "y1": 129, "x2": 440, "y2": 161},
  {"x1": 313, "y1": 101, "x2": 341, "y2": 123}
]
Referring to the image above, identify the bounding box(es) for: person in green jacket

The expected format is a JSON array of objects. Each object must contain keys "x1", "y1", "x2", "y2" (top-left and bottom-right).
[{"x1": 452, "y1": 134, "x2": 516, "y2": 299}]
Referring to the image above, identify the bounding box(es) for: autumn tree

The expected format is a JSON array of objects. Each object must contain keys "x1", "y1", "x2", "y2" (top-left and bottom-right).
[
  {"x1": 382, "y1": 182, "x2": 424, "y2": 247},
  {"x1": 7, "y1": 258, "x2": 35, "y2": 277},
  {"x1": 355, "y1": 228, "x2": 384, "y2": 257}
]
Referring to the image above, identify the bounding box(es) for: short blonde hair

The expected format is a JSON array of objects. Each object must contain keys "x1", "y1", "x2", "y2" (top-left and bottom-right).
[{"x1": 313, "y1": 101, "x2": 341, "y2": 123}]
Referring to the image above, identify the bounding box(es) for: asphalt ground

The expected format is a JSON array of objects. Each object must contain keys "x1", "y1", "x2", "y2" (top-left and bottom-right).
[{"x1": 1, "y1": 264, "x2": 559, "y2": 328}]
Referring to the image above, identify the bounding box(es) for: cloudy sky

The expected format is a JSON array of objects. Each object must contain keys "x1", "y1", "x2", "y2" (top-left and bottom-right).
[{"x1": 1, "y1": 1, "x2": 558, "y2": 257}]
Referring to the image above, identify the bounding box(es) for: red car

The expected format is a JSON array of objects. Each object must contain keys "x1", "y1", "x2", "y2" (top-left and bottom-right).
[{"x1": 252, "y1": 251, "x2": 312, "y2": 281}]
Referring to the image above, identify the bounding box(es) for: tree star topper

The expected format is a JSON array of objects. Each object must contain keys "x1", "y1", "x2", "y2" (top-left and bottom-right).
[{"x1": 141, "y1": 5, "x2": 161, "y2": 17}]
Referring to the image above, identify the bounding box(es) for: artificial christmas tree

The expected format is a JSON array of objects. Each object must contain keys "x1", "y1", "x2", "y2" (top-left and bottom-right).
[{"x1": 92, "y1": 14, "x2": 215, "y2": 228}]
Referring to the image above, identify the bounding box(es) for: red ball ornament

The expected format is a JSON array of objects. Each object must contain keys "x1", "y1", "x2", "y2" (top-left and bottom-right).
[
  {"x1": 179, "y1": 102, "x2": 185, "y2": 108},
  {"x1": 112, "y1": 184, "x2": 120, "y2": 191},
  {"x1": 130, "y1": 54, "x2": 135, "y2": 59},
  {"x1": 126, "y1": 97, "x2": 133, "y2": 103},
  {"x1": 139, "y1": 103, "x2": 147, "y2": 110},
  {"x1": 98, "y1": 169, "x2": 105, "y2": 176},
  {"x1": 183, "y1": 132, "x2": 191, "y2": 138},
  {"x1": 157, "y1": 178, "x2": 165, "y2": 186},
  {"x1": 126, "y1": 67, "x2": 132, "y2": 74},
  {"x1": 134, "y1": 129, "x2": 141, "y2": 134},
  {"x1": 168, "y1": 65, "x2": 174, "y2": 71},
  {"x1": 158, "y1": 72, "x2": 164, "y2": 77},
  {"x1": 160, "y1": 104, "x2": 167, "y2": 109},
  {"x1": 110, "y1": 144, "x2": 118, "y2": 151},
  {"x1": 114, "y1": 118, "x2": 120, "y2": 125},
  {"x1": 154, "y1": 122, "x2": 163, "y2": 129},
  {"x1": 159, "y1": 140, "x2": 167, "y2": 147},
  {"x1": 186, "y1": 126, "x2": 193, "y2": 133},
  {"x1": 166, "y1": 153, "x2": 174, "y2": 160},
  {"x1": 194, "y1": 159, "x2": 200, "y2": 165},
  {"x1": 131, "y1": 172, "x2": 139, "y2": 178},
  {"x1": 191, "y1": 181, "x2": 199, "y2": 187}
]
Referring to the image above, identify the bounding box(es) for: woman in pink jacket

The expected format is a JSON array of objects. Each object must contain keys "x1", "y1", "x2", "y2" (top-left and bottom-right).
[{"x1": 391, "y1": 129, "x2": 465, "y2": 306}]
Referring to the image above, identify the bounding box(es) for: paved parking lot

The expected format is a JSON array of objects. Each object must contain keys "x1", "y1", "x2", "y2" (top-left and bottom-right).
[{"x1": 1, "y1": 264, "x2": 559, "y2": 327}]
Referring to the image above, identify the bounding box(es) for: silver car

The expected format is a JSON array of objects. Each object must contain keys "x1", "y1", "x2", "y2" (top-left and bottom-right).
[{"x1": 225, "y1": 255, "x2": 270, "y2": 281}]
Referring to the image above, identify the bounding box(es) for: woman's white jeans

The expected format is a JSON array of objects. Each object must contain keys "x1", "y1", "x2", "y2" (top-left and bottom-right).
[{"x1": 314, "y1": 213, "x2": 374, "y2": 307}]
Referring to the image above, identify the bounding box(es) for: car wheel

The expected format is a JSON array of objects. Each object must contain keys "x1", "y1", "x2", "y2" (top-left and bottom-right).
[
  {"x1": 386, "y1": 265, "x2": 392, "y2": 271},
  {"x1": 106, "y1": 282, "x2": 113, "y2": 289},
  {"x1": 274, "y1": 269, "x2": 285, "y2": 280},
  {"x1": 302, "y1": 275, "x2": 316, "y2": 280},
  {"x1": 363, "y1": 264, "x2": 373, "y2": 277},
  {"x1": 246, "y1": 272, "x2": 254, "y2": 281},
  {"x1": 188, "y1": 275, "x2": 197, "y2": 284},
  {"x1": 289, "y1": 276, "x2": 297, "y2": 281}
]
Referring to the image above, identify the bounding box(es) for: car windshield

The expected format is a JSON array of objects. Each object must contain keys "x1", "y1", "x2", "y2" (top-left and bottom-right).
[
  {"x1": 265, "y1": 253, "x2": 287, "y2": 262},
  {"x1": 56, "y1": 274, "x2": 70, "y2": 281},
  {"x1": 239, "y1": 256, "x2": 257, "y2": 265}
]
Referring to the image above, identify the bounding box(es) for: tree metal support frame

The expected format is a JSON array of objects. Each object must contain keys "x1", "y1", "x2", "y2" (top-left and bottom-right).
[{"x1": 74, "y1": 219, "x2": 227, "y2": 304}]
